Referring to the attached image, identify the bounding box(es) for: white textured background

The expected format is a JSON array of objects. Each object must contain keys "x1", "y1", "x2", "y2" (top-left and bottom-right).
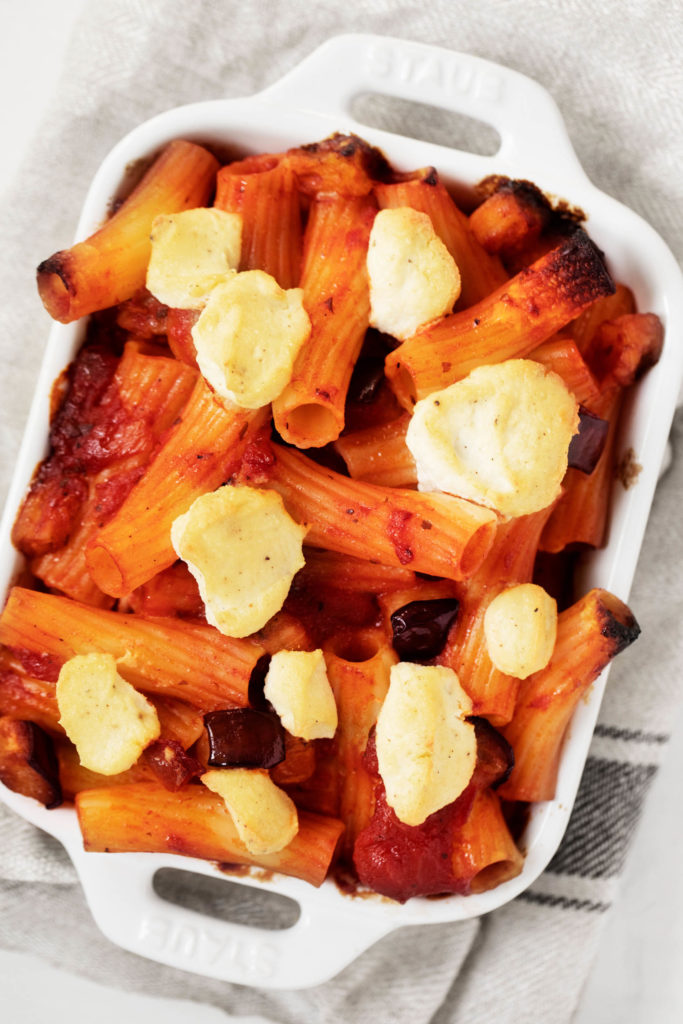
[{"x1": 1, "y1": 1, "x2": 682, "y2": 1022}]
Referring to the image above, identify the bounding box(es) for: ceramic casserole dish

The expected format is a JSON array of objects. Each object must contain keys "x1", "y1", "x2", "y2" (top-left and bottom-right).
[{"x1": 1, "y1": 33, "x2": 682, "y2": 989}]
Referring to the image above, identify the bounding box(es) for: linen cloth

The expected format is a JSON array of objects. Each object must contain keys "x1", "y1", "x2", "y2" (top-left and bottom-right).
[{"x1": 0, "y1": 1, "x2": 682, "y2": 1021}]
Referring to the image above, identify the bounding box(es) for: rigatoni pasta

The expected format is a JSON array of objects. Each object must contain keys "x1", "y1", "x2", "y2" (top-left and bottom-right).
[
  {"x1": 273, "y1": 193, "x2": 376, "y2": 448},
  {"x1": 0, "y1": 131, "x2": 659, "y2": 904},
  {"x1": 37, "y1": 141, "x2": 220, "y2": 323}
]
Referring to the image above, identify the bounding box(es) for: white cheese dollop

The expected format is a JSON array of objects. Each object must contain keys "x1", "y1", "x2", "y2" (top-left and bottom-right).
[
  {"x1": 375, "y1": 662, "x2": 476, "y2": 826},
  {"x1": 201, "y1": 768, "x2": 299, "y2": 855},
  {"x1": 56, "y1": 652, "x2": 160, "y2": 775},
  {"x1": 146, "y1": 207, "x2": 242, "y2": 309},
  {"x1": 484, "y1": 583, "x2": 558, "y2": 678},
  {"x1": 406, "y1": 359, "x2": 579, "y2": 518},
  {"x1": 264, "y1": 649, "x2": 338, "y2": 740},
  {"x1": 367, "y1": 207, "x2": 461, "y2": 341},
  {"x1": 170, "y1": 485, "x2": 307, "y2": 638},
  {"x1": 191, "y1": 269, "x2": 311, "y2": 409}
]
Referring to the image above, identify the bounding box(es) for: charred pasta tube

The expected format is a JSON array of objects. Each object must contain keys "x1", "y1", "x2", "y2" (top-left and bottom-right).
[
  {"x1": 468, "y1": 178, "x2": 551, "y2": 261},
  {"x1": 385, "y1": 229, "x2": 616, "y2": 408},
  {"x1": 498, "y1": 588, "x2": 640, "y2": 801},
  {"x1": 37, "y1": 141, "x2": 219, "y2": 323}
]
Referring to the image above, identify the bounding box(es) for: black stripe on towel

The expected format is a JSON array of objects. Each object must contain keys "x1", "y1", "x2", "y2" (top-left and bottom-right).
[
  {"x1": 593, "y1": 724, "x2": 669, "y2": 745},
  {"x1": 546, "y1": 757, "x2": 657, "y2": 879},
  {"x1": 518, "y1": 891, "x2": 610, "y2": 914}
]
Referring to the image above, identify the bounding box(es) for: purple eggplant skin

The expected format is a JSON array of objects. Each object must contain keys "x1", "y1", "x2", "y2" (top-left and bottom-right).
[
  {"x1": 247, "y1": 653, "x2": 272, "y2": 712},
  {"x1": 467, "y1": 716, "x2": 515, "y2": 790},
  {"x1": 204, "y1": 708, "x2": 286, "y2": 769},
  {"x1": 567, "y1": 406, "x2": 609, "y2": 474},
  {"x1": 390, "y1": 598, "x2": 460, "y2": 661}
]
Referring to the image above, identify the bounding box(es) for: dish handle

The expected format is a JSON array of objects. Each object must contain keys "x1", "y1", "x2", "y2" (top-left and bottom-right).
[
  {"x1": 74, "y1": 852, "x2": 394, "y2": 989},
  {"x1": 260, "y1": 33, "x2": 589, "y2": 187}
]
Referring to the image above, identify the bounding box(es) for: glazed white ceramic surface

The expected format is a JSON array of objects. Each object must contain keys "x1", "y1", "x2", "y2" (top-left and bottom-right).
[{"x1": 1, "y1": 34, "x2": 681, "y2": 989}]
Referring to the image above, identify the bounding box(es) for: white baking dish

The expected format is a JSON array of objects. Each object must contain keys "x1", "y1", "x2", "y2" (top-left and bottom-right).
[{"x1": 1, "y1": 34, "x2": 681, "y2": 989}]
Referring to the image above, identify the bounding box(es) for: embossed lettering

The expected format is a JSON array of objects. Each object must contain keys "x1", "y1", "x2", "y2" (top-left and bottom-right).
[
  {"x1": 138, "y1": 914, "x2": 278, "y2": 979},
  {"x1": 365, "y1": 43, "x2": 503, "y2": 105},
  {"x1": 138, "y1": 915, "x2": 171, "y2": 950},
  {"x1": 367, "y1": 42, "x2": 393, "y2": 78}
]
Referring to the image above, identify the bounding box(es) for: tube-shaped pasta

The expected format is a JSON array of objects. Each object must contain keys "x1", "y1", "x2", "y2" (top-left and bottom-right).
[
  {"x1": 323, "y1": 645, "x2": 396, "y2": 859},
  {"x1": 296, "y1": 549, "x2": 417, "y2": 595},
  {"x1": 583, "y1": 313, "x2": 664, "y2": 391},
  {"x1": 11, "y1": 344, "x2": 120, "y2": 560},
  {"x1": 214, "y1": 158, "x2": 303, "y2": 288},
  {"x1": 374, "y1": 172, "x2": 507, "y2": 308},
  {"x1": 150, "y1": 696, "x2": 205, "y2": 749},
  {"x1": 251, "y1": 610, "x2": 312, "y2": 655},
  {"x1": 498, "y1": 588, "x2": 640, "y2": 801},
  {"x1": 451, "y1": 789, "x2": 524, "y2": 894},
  {"x1": 437, "y1": 504, "x2": 556, "y2": 725},
  {"x1": 86, "y1": 379, "x2": 268, "y2": 597},
  {"x1": 529, "y1": 335, "x2": 600, "y2": 407},
  {"x1": 37, "y1": 141, "x2": 219, "y2": 323},
  {"x1": 284, "y1": 133, "x2": 386, "y2": 197},
  {"x1": 334, "y1": 414, "x2": 416, "y2": 487},
  {"x1": 540, "y1": 387, "x2": 621, "y2": 552},
  {"x1": 253, "y1": 442, "x2": 497, "y2": 581},
  {"x1": 541, "y1": 305, "x2": 664, "y2": 552},
  {"x1": 0, "y1": 588, "x2": 263, "y2": 711},
  {"x1": 385, "y1": 229, "x2": 615, "y2": 408},
  {"x1": 166, "y1": 308, "x2": 200, "y2": 368},
  {"x1": 272, "y1": 194, "x2": 376, "y2": 447},
  {"x1": 569, "y1": 283, "x2": 636, "y2": 354},
  {"x1": 336, "y1": 339, "x2": 599, "y2": 486},
  {"x1": 57, "y1": 742, "x2": 155, "y2": 797},
  {"x1": 0, "y1": 653, "x2": 202, "y2": 750},
  {"x1": 75, "y1": 782, "x2": 344, "y2": 887},
  {"x1": 122, "y1": 562, "x2": 204, "y2": 619}
]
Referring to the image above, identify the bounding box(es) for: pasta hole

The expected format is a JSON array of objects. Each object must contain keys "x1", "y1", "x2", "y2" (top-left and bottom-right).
[
  {"x1": 328, "y1": 631, "x2": 383, "y2": 662},
  {"x1": 388, "y1": 365, "x2": 417, "y2": 410},
  {"x1": 350, "y1": 93, "x2": 501, "y2": 158},
  {"x1": 469, "y1": 856, "x2": 523, "y2": 894},
  {"x1": 282, "y1": 403, "x2": 340, "y2": 447},
  {"x1": 85, "y1": 543, "x2": 125, "y2": 596},
  {"x1": 460, "y1": 519, "x2": 498, "y2": 578},
  {"x1": 153, "y1": 867, "x2": 301, "y2": 930}
]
